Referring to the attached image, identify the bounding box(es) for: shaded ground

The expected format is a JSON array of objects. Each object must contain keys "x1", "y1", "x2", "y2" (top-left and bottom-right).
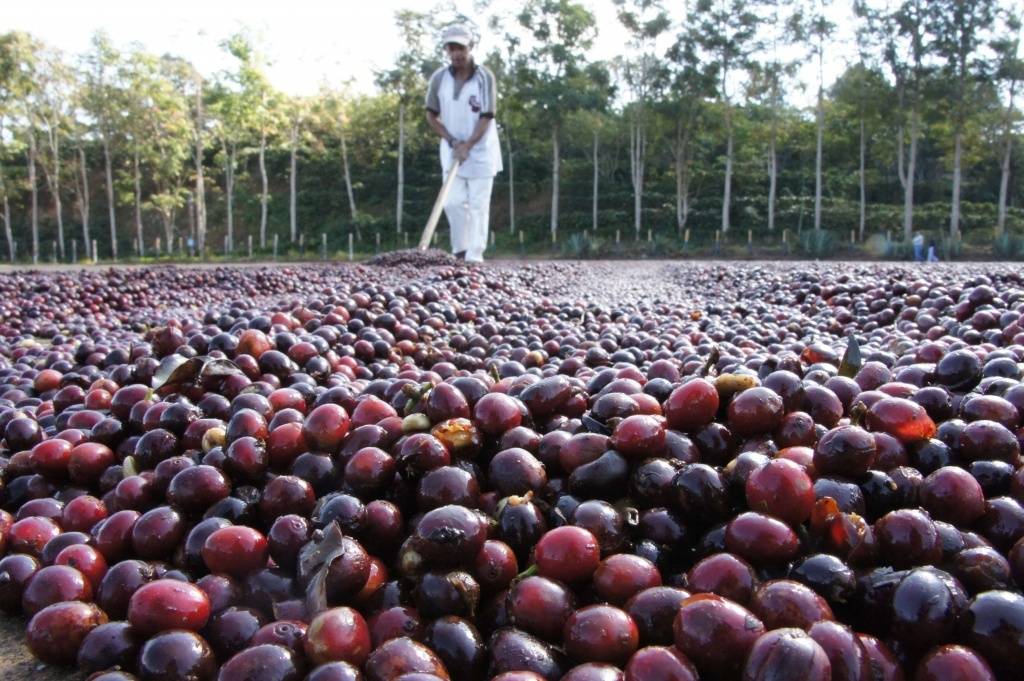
[{"x1": 0, "y1": 615, "x2": 79, "y2": 681}]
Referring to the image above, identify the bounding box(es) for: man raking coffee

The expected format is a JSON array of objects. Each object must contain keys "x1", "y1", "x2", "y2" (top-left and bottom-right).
[{"x1": 425, "y1": 23, "x2": 502, "y2": 264}]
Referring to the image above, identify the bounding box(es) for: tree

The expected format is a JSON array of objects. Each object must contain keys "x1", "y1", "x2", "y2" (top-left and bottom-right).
[
  {"x1": 517, "y1": 0, "x2": 608, "y2": 240},
  {"x1": 614, "y1": 0, "x2": 671, "y2": 238},
  {"x1": 284, "y1": 97, "x2": 311, "y2": 243},
  {"x1": 70, "y1": 110, "x2": 92, "y2": 259},
  {"x1": 852, "y1": 0, "x2": 877, "y2": 240},
  {"x1": 151, "y1": 56, "x2": 209, "y2": 254},
  {"x1": 483, "y1": 27, "x2": 525, "y2": 234},
  {"x1": 872, "y1": 0, "x2": 930, "y2": 241},
  {"x1": 805, "y1": 0, "x2": 836, "y2": 232},
  {"x1": 318, "y1": 85, "x2": 359, "y2": 228},
  {"x1": 189, "y1": 68, "x2": 208, "y2": 257},
  {"x1": 12, "y1": 35, "x2": 45, "y2": 263},
  {"x1": 928, "y1": 0, "x2": 996, "y2": 240},
  {"x1": 145, "y1": 55, "x2": 195, "y2": 255},
  {"x1": 752, "y1": 0, "x2": 801, "y2": 233},
  {"x1": 566, "y1": 108, "x2": 611, "y2": 232},
  {"x1": 692, "y1": 0, "x2": 761, "y2": 235},
  {"x1": 26, "y1": 124, "x2": 38, "y2": 263},
  {"x1": 0, "y1": 109, "x2": 17, "y2": 261},
  {"x1": 214, "y1": 32, "x2": 274, "y2": 250},
  {"x1": 0, "y1": 32, "x2": 38, "y2": 261},
  {"x1": 376, "y1": 10, "x2": 437, "y2": 234},
  {"x1": 82, "y1": 32, "x2": 126, "y2": 260},
  {"x1": 829, "y1": 59, "x2": 890, "y2": 241},
  {"x1": 992, "y1": 3, "x2": 1024, "y2": 237},
  {"x1": 121, "y1": 47, "x2": 156, "y2": 257},
  {"x1": 254, "y1": 93, "x2": 279, "y2": 249},
  {"x1": 665, "y1": 26, "x2": 716, "y2": 233},
  {"x1": 31, "y1": 45, "x2": 75, "y2": 260}
]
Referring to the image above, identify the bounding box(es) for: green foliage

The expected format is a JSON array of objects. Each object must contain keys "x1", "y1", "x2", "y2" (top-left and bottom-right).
[
  {"x1": 883, "y1": 239, "x2": 914, "y2": 260},
  {"x1": 4, "y1": 5, "x2": 1024, "y2": 265},
  {"x1": 940, "y1": 236, "x2": 963, "y2": 260},
  {"x1": 563, "y1": 231, "x2": 605, "y2": 258},
  {"x1": 797, "y1": 229, "x2": 837, "y2": 258},
  {"x1": 993, "y1": 233, "x2": 1024, "y2": 259}
]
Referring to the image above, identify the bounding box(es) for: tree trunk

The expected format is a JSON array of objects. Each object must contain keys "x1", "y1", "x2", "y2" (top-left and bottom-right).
[
  {"x1": 397, "y1": 102, "x2": 405, "y2": 233},
  {"x1": 903, "y1": 107, "x2": 919, "y2": 241},
  {"x1": 103, "y1": 135, "x2": 117, "y2": 260},
  {"x1": 339, "y1": 118, "x2": 357, "y2": 222},
  {"x1": 224, "y1": 140, "x2": 235, "y2": 252},
  {"x1": 896, "y1": 81, "x2": 907, "y2": 191},
  {"x1": 506, "y1": 126, "x2": 515, "y2": 234},
  {"x1": 551, "y1": 125, "x2": 559, "y2": 240},
  {"x1": 194, "y1": 81, "x2": 207, "y2": 257},
  {"x1": 722, "y1": 103, "x2": 733, "y2": 235},
  {"x1": 162, "y1": 211, "x2": 174, "y2": 254},
  {"x1": 187, "y1": 191, "x2": 195, "y2": 250},
  {"x1": 859, "y1": 114, "x2": 866, "y2": 240},
  {"x1": 592, "y1": 129, "x2": 599, "y2": 232},
  {"x1": 2, "y1": 196, "x2": 11, "y2": 262},
  {"x1": 195, "y1": 162, "x2": 207, "y2": 257},
  {"x1": 45, "y1": 125, "x2": 65, "y2": 260},
  {"x1": 676, "y1": 149, "x2": 690, "y2": 233},
  {"x1": 0, "y1": 122, "x2": 12, "y2": 261},
  {"x1": 134, "y1": 147, "x2": 143, "y2": 258},
  {"x1": 950, "y1": 129, "x2": 962, "y2": 241},
  {"x1": 950, "y1": 53, "x2": 968, "y2": 242},
  {"x1": 814, "y1": 76, "x2": 824, "y2": 231},
  {"x1": 633, "y1": 153, "x2": 643, "y2": 237},
  {"x1": 29, "y1": 130, "x2": 39, "y2": 264},
  {"x1": 998, "y1": 77, "x2": 1018, "y2": 237},
  {"x1": 999, "y1": 136, "x2": 1013, "y2": 237},
  {"x1": 675, "y1": 117, "x2": 692, "y2": 234},
  {"x1": 722, "y1": 56, "x2": 733, "y2": 235},
  {"x1": 768, "y1": 79, "x2": 778, "y2": 233},
  {"x1": 290, "y1": 125, "x2": 298, "y2": 242},
  {"x1": 259, "y1": 128, "x2": 268, "y2": 248},
  {"x1": 629, "y1": 107, "x2": 645, "y2": 237},
  {"x1": 193, "y1": 154, "x2": 205, "y2": 258},
  {"x1": 768, "y1": 121, "x2": 777, "y2": 233},
  {"x1": 78, "y1": 146, "x2": 90, "y2": 256}
]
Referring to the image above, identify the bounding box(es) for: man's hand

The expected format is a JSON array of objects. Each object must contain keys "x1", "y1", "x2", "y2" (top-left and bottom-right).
[{"x1": 454, "y1": 141, "x2": 471, "y2": 163}]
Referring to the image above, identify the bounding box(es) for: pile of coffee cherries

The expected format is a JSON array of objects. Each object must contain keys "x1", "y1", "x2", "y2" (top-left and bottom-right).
[{"x1": 0, "y1": 260, "x2": 1022, "y2": 681}]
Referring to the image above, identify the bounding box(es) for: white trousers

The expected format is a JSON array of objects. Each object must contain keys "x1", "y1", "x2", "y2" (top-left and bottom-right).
[{"x1": 444, "y1": 175, "x2": 493, "y2": 262}]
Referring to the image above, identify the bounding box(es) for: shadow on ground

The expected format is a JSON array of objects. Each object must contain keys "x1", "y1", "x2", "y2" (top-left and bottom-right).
[{"x1": 0, "y1": 615, "x2": 81, "y2": 681}]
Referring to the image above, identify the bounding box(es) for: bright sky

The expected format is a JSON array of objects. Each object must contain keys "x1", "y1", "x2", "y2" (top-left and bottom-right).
[{"x1": 8, "y1": 0, "x2": 855, "y2": 103}]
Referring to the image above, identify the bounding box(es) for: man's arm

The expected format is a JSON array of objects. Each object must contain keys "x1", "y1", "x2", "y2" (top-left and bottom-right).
[
  {"x1": 426, "y1": 110, "x2": 456, "y2": 145},
  {"x1": 455, "y1": 116, "x2": 493, "y2": 162},
  {"x1": 425, "y1": 69, "x2": 456, "y2": 146}
]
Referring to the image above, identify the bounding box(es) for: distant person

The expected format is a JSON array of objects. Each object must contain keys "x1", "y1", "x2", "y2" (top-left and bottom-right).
[
  {"x1": 425, "y1": 23, "x2": 502, "y2": 264},
  {"x1": 912, "y1": 232, "x2": 924, "y2": 261},
  {"x1": 927, "y1": 238, "x2": 939, "y2": 262}
]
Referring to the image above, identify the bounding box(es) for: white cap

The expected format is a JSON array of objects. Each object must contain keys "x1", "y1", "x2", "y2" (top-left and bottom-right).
[{"x1": 442, "y1": 23, "x2": 473, "y2": 47}]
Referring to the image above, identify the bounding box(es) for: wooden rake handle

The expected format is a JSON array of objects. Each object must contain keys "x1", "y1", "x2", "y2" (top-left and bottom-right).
[{"x1": 418, "y1": 159, "x2": 461, "y2": 250}]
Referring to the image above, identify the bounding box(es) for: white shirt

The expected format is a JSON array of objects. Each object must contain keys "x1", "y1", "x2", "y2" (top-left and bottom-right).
[{"x1": 425, "y1": 64, "x2": 503, "y2": 179}]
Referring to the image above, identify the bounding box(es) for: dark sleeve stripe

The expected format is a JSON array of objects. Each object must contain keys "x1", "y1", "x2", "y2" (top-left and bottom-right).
[
  {"x1": 425, "y1": 69, "x2": 444, "y2": 113},
  {"x1": 478, "y1": 67, "x2": 496, "y2": 116}
]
